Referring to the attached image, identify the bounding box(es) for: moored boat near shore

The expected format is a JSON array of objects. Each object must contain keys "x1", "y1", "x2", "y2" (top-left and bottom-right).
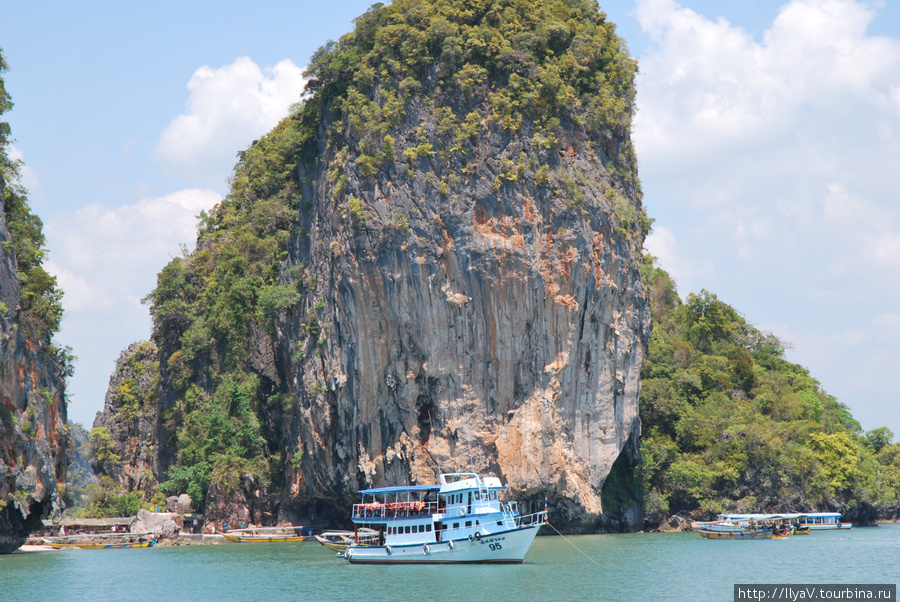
[
  {"x1": 797, "y1": 513, "x2": 852, "y2": 530},
  {"x1": 690, "y1": 520, "x2": 773, "y2": 539},
  {"x1": 691, "y1": 513, "x2": 815, "y2": 539},
  {"x1": 314, "y1": 529, "x2": 379, "y2": 552},
  {"x1": 343, "y1": 472, "x2": 546, "y2": 564},
  {"x1": 42, "y1": 533, "x2": 156, "y2": 549},
  {"x1": 221, "y1": 526, "x2": 311, "y2": 543}
]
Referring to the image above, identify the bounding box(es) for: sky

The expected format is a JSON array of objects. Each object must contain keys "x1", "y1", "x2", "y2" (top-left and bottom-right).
[{"x1": 1, "y1": 0, "x2": 899, "y2": 438}]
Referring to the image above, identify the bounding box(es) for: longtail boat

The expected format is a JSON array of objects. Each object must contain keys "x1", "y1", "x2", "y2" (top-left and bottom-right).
[
  {"x1": 221, "y1": 526, "x2": 311, "y2": 543},
  {"x1": 314, "y1": 528, "x2": 379, "y2": 552},
  {"x1": 42, "y1": 533, "x2": 156, "y2": 549}
]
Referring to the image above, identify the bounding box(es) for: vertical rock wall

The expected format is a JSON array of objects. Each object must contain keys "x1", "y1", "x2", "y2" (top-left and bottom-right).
[
  {"x1": 0, "y1": 199, "x2": 68, "y2": 553},
  {"x1": 91, "y1": 342, "x2": 160, "y2": 495},
  {"x1": 280, "y1": 111, "x2": 649, "y2": 530}
]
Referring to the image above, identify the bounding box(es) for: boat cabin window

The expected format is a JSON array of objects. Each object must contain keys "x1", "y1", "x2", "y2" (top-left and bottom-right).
[
  {"x1": 405, "y1": 526, "x2": 411, "y2": 534},
  {"x1": 465, "y1": 521, "x2": 472, "y2": 528},
  {"x1": 453, "y1": 523, "x2": 459, "y2": 529},
  {"x1": 426, "y1": 524, "x2": 432, "y2": 532}
]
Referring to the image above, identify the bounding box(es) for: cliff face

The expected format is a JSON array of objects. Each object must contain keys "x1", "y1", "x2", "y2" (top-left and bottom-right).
[
  {"x1": 280, "y1": 113, "x2": 648, "y2": 530},
  {"x1": 91, "y1": 342, "x2": 160, "y2": 495},
  {"x1": 277, "y1": 1, "x2": 649, "y2": 531},
  {"x1": 123, "y1": 0, "x2": 650, "y2": 532},
  {"x1": 0, "y1": 50, "x2": 69, "y2": 552},
  {"x1": 0, "y1": 199, "x2": 68, "y2": 553}
]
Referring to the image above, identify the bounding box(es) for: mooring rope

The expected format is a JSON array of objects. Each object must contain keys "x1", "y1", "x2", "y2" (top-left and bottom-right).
[{"x1": 546, "y1": 522, "x2": 600, "y2": 565}]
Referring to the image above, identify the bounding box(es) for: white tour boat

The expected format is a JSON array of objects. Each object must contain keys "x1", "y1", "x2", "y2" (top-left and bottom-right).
[
  {"x1": 797, "y1": 512, "x2": 852, "y2": 530},
  {"x1": 342, "y1": 472, "x2": 547, "y2": 564}
]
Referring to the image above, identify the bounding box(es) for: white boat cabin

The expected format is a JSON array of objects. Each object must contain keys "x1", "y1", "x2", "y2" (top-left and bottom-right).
[{"x1": 351, "y1": 473, "x2": 524, "y2": 545}]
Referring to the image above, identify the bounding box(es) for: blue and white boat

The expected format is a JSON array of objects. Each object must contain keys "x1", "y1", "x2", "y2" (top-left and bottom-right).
[
  {"x1": 797, "y1": 512, "x2": 852, "y2": 530},
  {"x1": 342, "y1": 472, "x2": 547, "y2": 564}
]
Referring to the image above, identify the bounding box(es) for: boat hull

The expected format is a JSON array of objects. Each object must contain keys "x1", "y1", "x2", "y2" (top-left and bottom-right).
[
  {"x1": 43, "y1": 539, "x2": 155, "y2": 549},
  {"x1": 691, "y1": 523, "x2": 773, "y2": 540},
  {"x1": 345, "y1": 525, "x2": 541, "y2": 564},
  {"x1": 222, "y1": 534, "x2": 308, "y2": 543},
  {"x1": 694, "y1": 529, "x2": 772, "y2": 540}
]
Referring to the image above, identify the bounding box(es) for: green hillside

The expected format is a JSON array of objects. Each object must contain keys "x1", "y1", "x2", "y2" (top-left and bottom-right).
[{"x1": 639, "y1": 258, "x2": 900, "y2": 524}]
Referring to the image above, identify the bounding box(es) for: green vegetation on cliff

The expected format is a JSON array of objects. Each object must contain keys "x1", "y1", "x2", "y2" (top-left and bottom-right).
[
  {"x1": 639, "y1": 259, "x2": 900, "y2": 522},
  {"x1": 145, "y1": 124, "x2": 299, "y2": 506},
  {"x1": 0, "y1": 50, "x2": 65, "y2": 340},
  {"x1": 303, "y1": 0, "x2": 638, "y2": 180},
  {"x1": 144, "y1": 0, "x2": 643, "y2": 509},
  {"x1": 1, "y1": 49, "x2": 70, "y2": 549}
]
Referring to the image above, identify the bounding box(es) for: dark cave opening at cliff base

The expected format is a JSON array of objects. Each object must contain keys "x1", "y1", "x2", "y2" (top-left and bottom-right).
[{"x1": 599, "y1": 435, "x2": 643, "y2": 533}]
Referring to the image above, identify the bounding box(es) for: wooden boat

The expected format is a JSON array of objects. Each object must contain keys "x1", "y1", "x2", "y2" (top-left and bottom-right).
[
  {"x1": 342, "y1": 472, "x2": 547, "y2": 564},
  {"x1": 42, "y1": 533, "x2": 156, "y2": 549},
  {"x1": 693, "y1": 513, "x2": 814, "y2": 539},
  {"x1": 314, "y1": 528, "x2": 379, "y2": 552},
  {"x1": 690, "y1": 521, "x2": 773, "y2": 539},
  {"x1": 221, "y1": 526, "x2": 311, "y2": 543},
  {"x1": 720, "y1": 513, "x2": 814, "y2": 536}
]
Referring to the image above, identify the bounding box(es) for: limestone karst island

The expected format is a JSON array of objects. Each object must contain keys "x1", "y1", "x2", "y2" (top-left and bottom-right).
[{"x1": 3, "y1": 0, "x2": 900, "y2": 559}]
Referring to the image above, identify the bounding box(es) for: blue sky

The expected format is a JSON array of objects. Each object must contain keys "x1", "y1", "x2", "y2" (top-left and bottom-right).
[{"x1": 2, "y1": 0, "x2": 899, "y2": 438}]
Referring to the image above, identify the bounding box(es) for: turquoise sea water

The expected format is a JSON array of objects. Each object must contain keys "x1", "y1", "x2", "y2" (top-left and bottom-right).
[{"x1": 2, "y1": 525, "x2": 897, "y2": 601}]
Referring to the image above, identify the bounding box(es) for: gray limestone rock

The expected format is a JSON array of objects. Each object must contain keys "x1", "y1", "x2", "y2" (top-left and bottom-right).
[
  {"x1": 133, "y1": 508, "x2": 179, "y2": 540},
  {"x1": 177, "y1": 493, "x2": 192, "y2": 513},
  {"x1": 0, "y1": 187, "x2": 68, "y2": 553}
]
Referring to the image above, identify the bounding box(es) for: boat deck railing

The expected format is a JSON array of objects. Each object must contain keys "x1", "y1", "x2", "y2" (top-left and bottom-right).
[
  {"x1": 352, "y1": 501, "x2": 440, "y2": 519},
  {"x1": 515, "y1": 510, "x2": 548, "y2": 528}
]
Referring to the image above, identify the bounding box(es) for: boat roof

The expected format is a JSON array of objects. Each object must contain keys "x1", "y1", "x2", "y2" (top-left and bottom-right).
[
  {"x1": 359, "y1": 484, "x2": 442, "y2": 495},
  {"x1": 719, "y1": 513, "x2": 809, "y2": 520},
  {"x1": 359, "y1": 473, "x2": 507, "y2": 495}
]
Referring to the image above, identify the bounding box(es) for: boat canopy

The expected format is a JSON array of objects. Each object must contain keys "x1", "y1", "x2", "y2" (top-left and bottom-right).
[
  {"x1": 719, "y1": 513, "x2": 809, "y2": 521},
  {"x1": 359, "y1": 484, "x2": 442, "y2": 495}
]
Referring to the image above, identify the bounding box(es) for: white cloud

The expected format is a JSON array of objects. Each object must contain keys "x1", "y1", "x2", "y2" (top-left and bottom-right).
[
  {"x1": 6, "y1": 144, "x2": 41, "y2": 194},
  {"x1": 154, "y1": 57, "x2": 306, "y2": 186},
  {"x1": 866, "y1": 232, "x2": 900, "y2": 267},
  {"x1": 46, "y1": 261, "x2": 114, "y2": 312},
  {"x1": 635, "y1": 0, "x2": 900, "y2": 182},
  {"x1": 45, "y1": 189, "x2": 221, "y2": 426},
  {"x1": 633, "y1": 0, "x2": 900, "y2": 434},
  {"x1": 644, "y1": 224, "x2": 716, "y2": 289},
  {"x1": 46, "y1": 188, "x2": 221, "y2": 308}
]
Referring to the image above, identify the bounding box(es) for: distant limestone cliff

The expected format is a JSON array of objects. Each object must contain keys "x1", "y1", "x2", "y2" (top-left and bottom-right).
[
  {"x1": 0, "y1": 49, "x2": 69, "y2": 553},
  {"x1": 96, "y1": 0, "x2": 651, "y2": 532}
]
